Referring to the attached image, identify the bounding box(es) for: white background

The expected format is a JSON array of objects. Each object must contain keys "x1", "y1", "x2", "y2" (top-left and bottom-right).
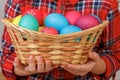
[
  {"x1": 0, "y1": 0, "x2": 120, "y2": 80},
  {"x1": 0, "y1": 0, "x2": 5, "y2": 50}
]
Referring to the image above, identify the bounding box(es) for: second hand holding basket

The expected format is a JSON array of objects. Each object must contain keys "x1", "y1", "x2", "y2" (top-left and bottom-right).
[{"x1": 1, "y1": 18, "x2": 109, "y2": 65}]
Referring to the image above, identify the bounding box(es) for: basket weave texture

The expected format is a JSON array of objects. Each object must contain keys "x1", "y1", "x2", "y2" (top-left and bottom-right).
[{"x1": 1, "y1": 18, "x2": 109, "y2": 65}]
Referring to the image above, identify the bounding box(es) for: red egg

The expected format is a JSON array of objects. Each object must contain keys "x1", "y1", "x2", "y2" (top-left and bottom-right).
[
  {"x1": 65, "y1": 10, "x2": 81, "y2": 25},
  {"x1": 22, "y1": 9, "x2": 43, "y2": 25},
  {"x1": 76, "y1": 15, "x2": 100, "y2": 30},
  {"x1": 42, "y1": 11, "x2": 49, "y2": 20},
  {"x1": 39, "y1": 27, "x2": 58, "y2": 35},
  {"x1": 40, "y1": 7, "x2": 49, "y2": 20}
]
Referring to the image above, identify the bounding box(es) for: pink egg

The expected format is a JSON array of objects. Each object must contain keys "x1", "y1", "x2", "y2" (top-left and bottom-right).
[
  {"x1": 65, "y1": 10, "x2": 81, "y2": 25},
  {"x1": 76, "y1": 15, "x2": 100, "y2": 30},
  {"x1": 39, "y1": 27, "x2": 58, "y2": 35}
]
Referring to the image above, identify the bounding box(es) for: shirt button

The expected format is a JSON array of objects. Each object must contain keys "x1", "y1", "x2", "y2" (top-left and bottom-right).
[{"x1": 60, "y1": 6, "x2": 64, "y2": 10}]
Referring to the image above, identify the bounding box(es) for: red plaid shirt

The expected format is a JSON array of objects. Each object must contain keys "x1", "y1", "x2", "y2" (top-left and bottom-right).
[{"x1": 1, "y1": 0, "x2": 120, "y2": 80}]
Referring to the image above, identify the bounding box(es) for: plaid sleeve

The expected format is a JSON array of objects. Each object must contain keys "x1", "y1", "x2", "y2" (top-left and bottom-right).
[
  {"x1": 100, "y1": 1, "x2": 120, "y2": 79},
  {"x1": 4, "y1": 0, "x2": 21, "y2": 18},
  {"x1": 1, "y1": 27, "x2": 17, "y2": 79},
  {"x1": 1, "y1": 0, "x2": 21, "y2": 79},
  {"x1": 102, "y1": 53, "x2": 120, "y2": 79}
]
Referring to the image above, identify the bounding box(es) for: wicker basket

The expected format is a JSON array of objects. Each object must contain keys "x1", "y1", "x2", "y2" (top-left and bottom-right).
[{"x1": 1, "y1": 18, "x2": 109, "y2": 65}]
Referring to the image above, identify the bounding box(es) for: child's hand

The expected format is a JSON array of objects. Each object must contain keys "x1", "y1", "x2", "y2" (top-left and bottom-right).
[
  {"x1": 61, "y1": 52, "x2": 106, "y2": 76},
  {"x1": 13, "y1": 55, "x2": 56, "y2": 76}
]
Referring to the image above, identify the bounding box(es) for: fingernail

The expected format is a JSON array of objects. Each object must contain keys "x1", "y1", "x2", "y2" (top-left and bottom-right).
[
  {"x1": 61, "y1": 65, "x2": 66, "y2": 68},
  {"x1": 68, "y1": 64, "x2": 72, "y2": 67},
  {"x1": 30, "y1": 55, "x2": 33, "y2": 59},
  {"x1": 36, "y1": 56, "x2": 42, "y2": 59},
  {"x1": 13, "y1": 62, "x2": 16, "y2": 66},
  {"x1": 36, "y1": 56, "x2": 39, "y2": 60},
  {"x1": 25, "y1": 67, "x2": 28, "y2": 71}
]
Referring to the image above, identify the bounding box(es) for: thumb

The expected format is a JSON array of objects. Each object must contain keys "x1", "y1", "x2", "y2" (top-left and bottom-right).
[
  {"x1": 88, "y1": 52, "x2": 100, "y2": 61},
  {"x1": 13, "y1": 57, "x2": 25, "y2": 70}
]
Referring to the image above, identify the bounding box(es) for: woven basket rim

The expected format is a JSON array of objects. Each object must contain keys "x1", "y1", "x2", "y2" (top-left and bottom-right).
[{"x1": 1, "y1": 18, "x2": 109, "y2": 40}]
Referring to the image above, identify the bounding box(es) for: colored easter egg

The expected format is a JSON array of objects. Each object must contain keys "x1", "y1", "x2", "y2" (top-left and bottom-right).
[
  {"x1": 12, "y1": 15, "x2": 22, "y2": 26},
  {"x1": 42, "y1": 11, "x2": 49, "y2": 20},
  {"x1": 22, "y1": 9, "x2": 43, "y2": 25},
  {"x1": 60, "y1": 25, "x2": 81, "y2": 34},
  {"x1": 42, "y1": 12, "x2": 49, "y2": 26},
  {"x1": 38, "y1": 26, "x2": 45, "y2": 31},
  {"x1": 19, "y1": 14, "x2": 39, "y2": 31},
  {"x1": 65, "y1": 10, "x2": 81, "y2": 25},
  {"x1": 90, "y1": 14, "x2": 102, "y2": 23},
  {"x1": 39, "y1": 27, "x2": 58, "y2": 35},
  {"x1": 76, "y1": 15, "x2": 100, "y2": 30},
  {"x1": 40, "y1": 7, "x2": 49, "y2": 25},
  {"x1": 44, "y1": 13, "x2": 69, "y2": 31}
]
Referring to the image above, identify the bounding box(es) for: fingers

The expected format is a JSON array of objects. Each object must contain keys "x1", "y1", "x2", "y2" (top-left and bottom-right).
[
  {"x1": 24, "y1": 55, "x2": 55, "y2": 73},
  {"x1": 61, "y1": 65, "x2": 82, "y2": 75},
  {"x1": 25, "y1": 56, "x2": 36, "y2": 72},
  {"x1": 13, "y1": 57, "x2": 20, "y2": 67},
  {"x1": 28, "y1": 56, "x2": 36, "y2": 72},
  {"x1": 61, "y1": 64, "x2": 94, "y2": 76},
  {"x1": 36, "y1": 56, "x2": 45, "y2": 72},
  {"x1": 36, "y1": 56, "x2": 53, "y2": 72},
  {"x1": 45, "y1": 60, "x2": 51, "y2": 72},
  {"x1": 61, "y1": 64, "x2": 79, "y2": 72},
  {"x1": 61, "y1": 52, "x2": 101, "y2": 76},
  {"x1": 88, "y1": 52, "x2": 100, "y2": 61}
]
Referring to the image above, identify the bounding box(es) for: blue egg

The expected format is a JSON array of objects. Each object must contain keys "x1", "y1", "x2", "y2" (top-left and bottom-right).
[
  {"x1": 60, "y1": 25, "x2": 81, "y2": 34},
  {"x1": 44, "y1": 13, "x2": 69, "y2": 31},
  {"x1": 19, "y1": 14, "x2": 39, "y2": 31},
  {"x1": 90, "y1": 14, "x2": 102, "y2": 23}
]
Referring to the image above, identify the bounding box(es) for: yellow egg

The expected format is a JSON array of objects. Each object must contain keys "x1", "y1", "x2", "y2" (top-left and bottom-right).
[
  {"x1": 38, "y1": 26, "x2": 45, "y2": 31},
  {"x1": 12, "y1": 15, "x2": 22, "y2": 26}
]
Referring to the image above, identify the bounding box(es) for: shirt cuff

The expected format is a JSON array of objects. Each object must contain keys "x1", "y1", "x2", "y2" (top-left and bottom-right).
[
  {"x1": 1, "y1": 52, "x2": 16, "y2": 79},
  {"x1": 101, "y1": 54, "x2": 117, "y2": 79}
]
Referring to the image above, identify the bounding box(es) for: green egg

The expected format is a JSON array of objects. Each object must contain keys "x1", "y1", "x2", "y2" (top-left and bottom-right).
[{"x1": 19, "y1": 14, "x2": 39, "y2": 31}]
